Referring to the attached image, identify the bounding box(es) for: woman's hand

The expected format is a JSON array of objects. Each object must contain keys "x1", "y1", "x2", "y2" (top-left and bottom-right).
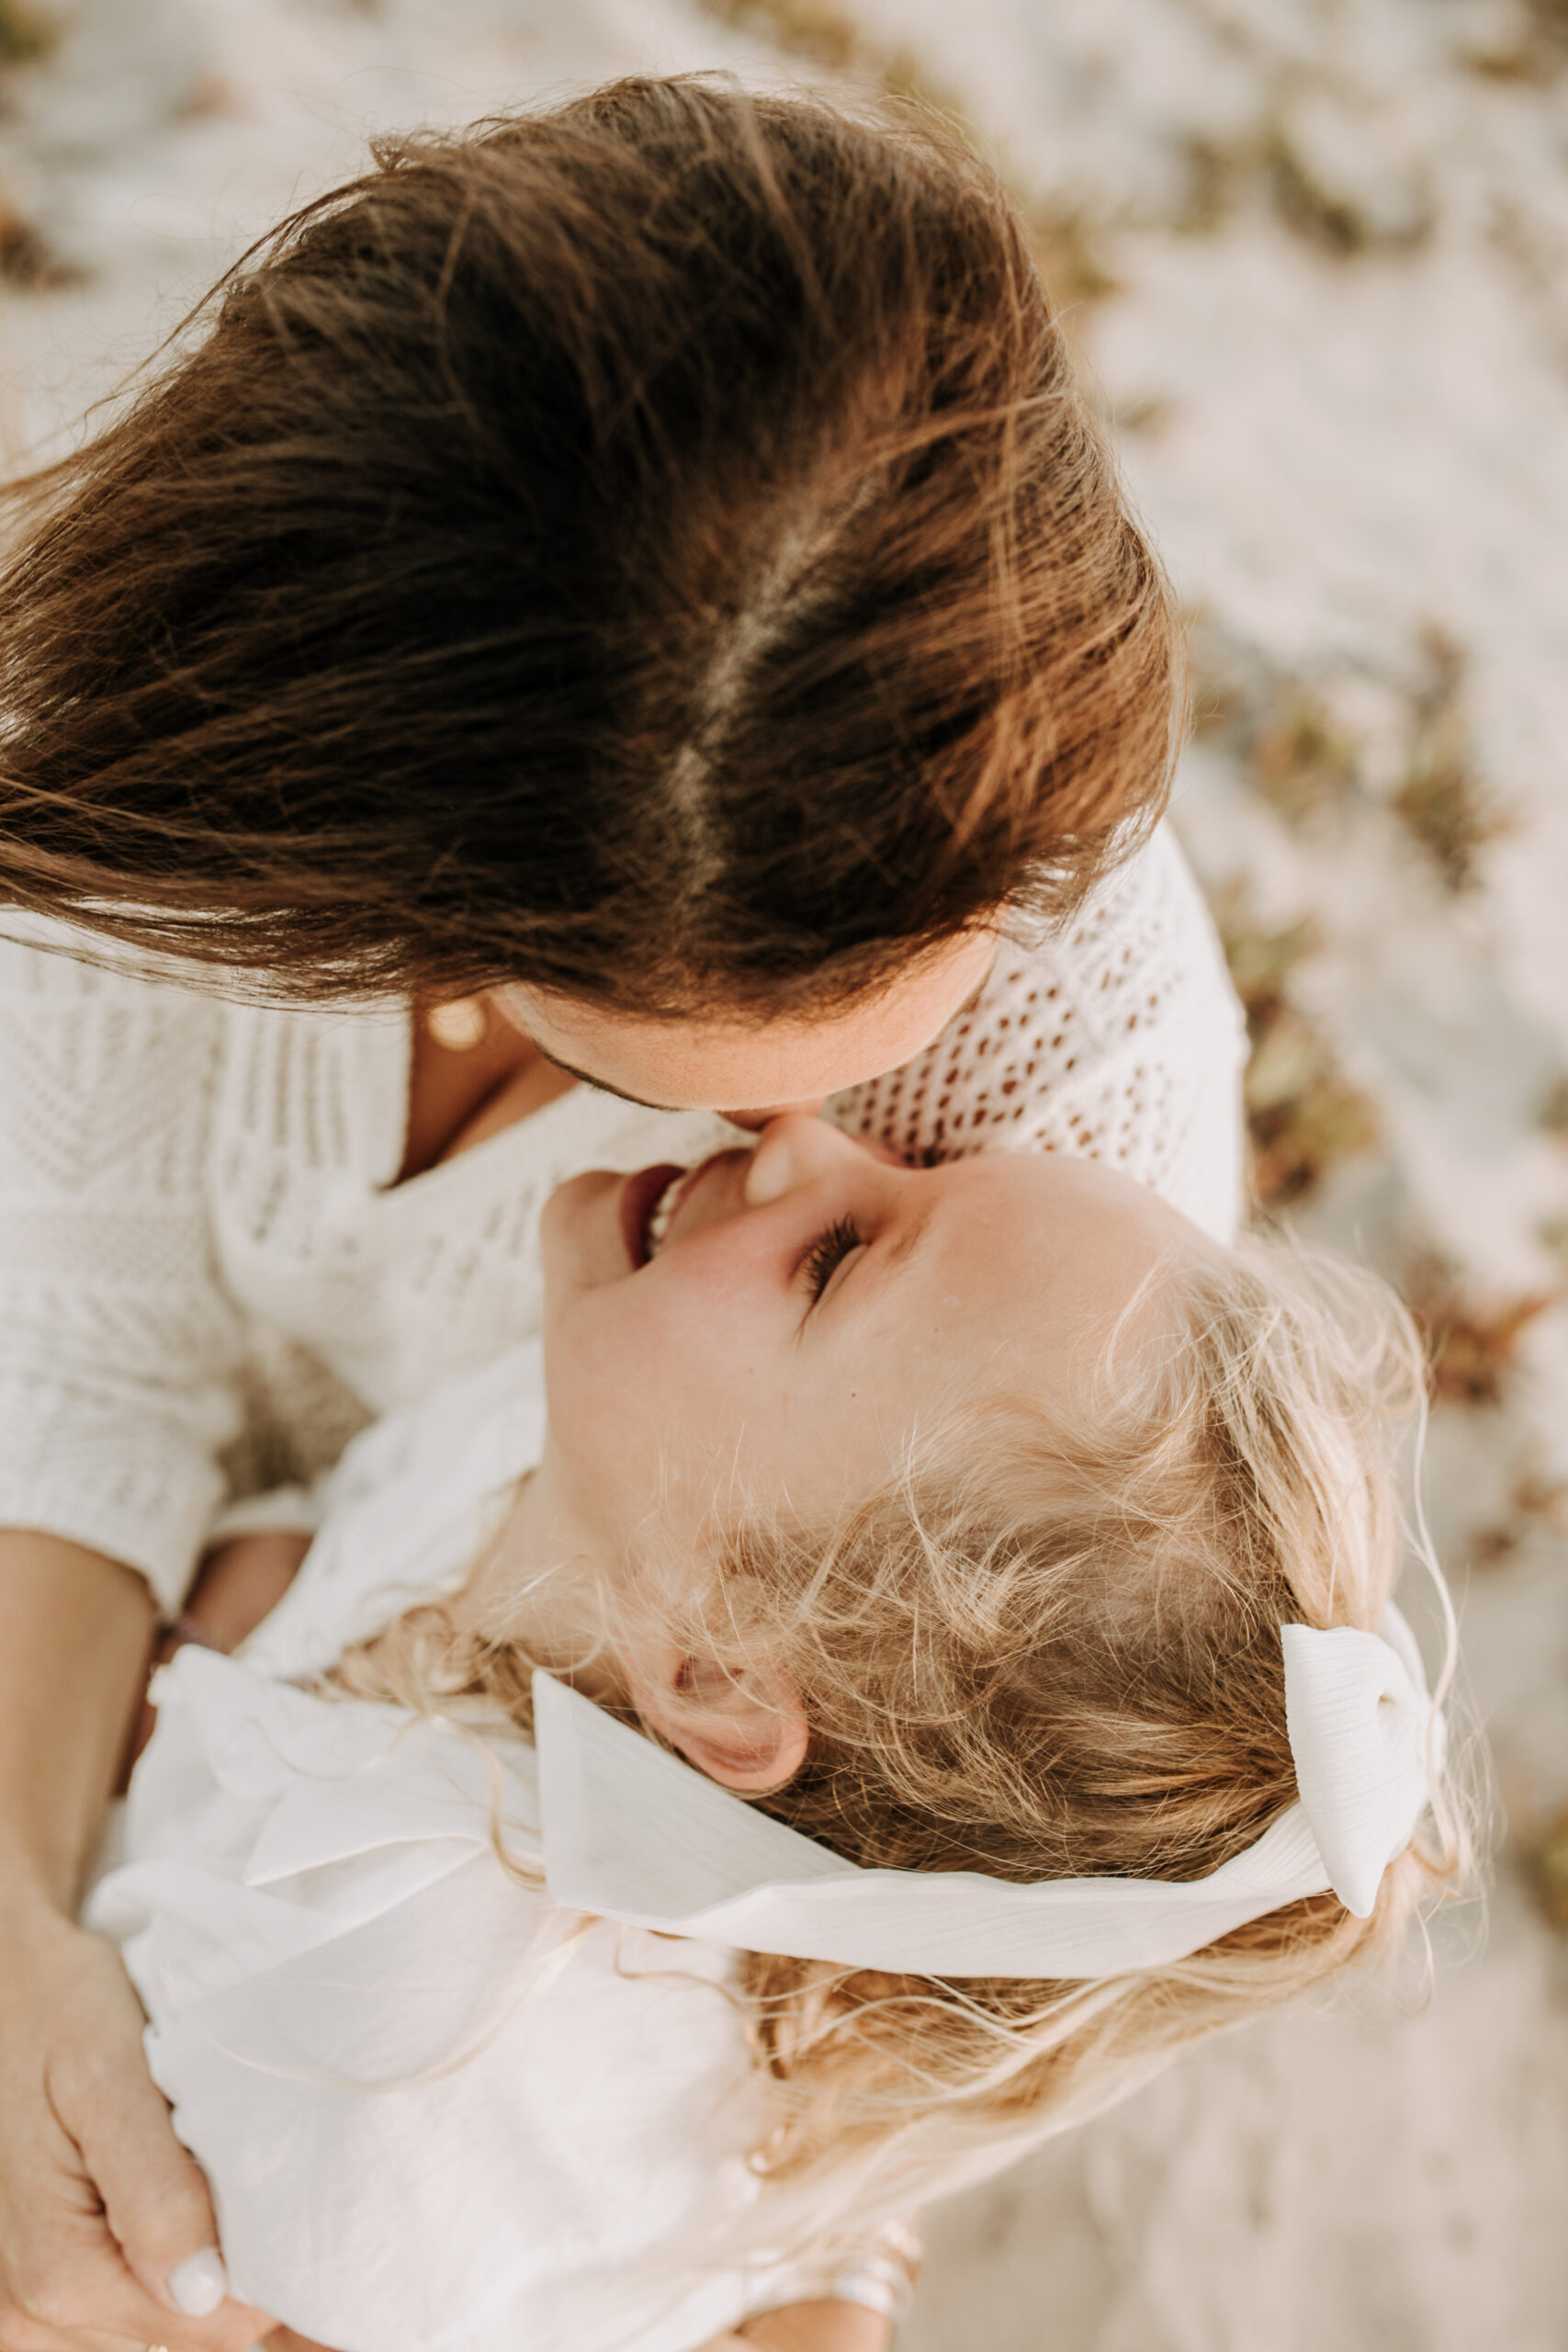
[
  {"x1": 175, "y1": 1532, "x2": 314, "y2": 1657},
  {"x1": 0, "y1": 1532, "x2": 275, "y2": 2352},
  {"x1": 0, "y1": 1893, "x2": 272, "y2": 2352},
  {"x1": 697, "y1": 2306, "x2": 893, "y2": 2352},
  {"x1": 256, "y1": 2294, "x2": 894, "y2": 2352},
  {"x1": 121, "y1": 1531, "x2": 315, "y2": 1787},
  {"x1": 697, "y1": 2212, "x2": 918, "y2": 2351}
]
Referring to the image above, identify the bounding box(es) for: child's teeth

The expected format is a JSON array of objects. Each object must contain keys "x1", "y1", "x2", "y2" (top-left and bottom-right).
[{"x1": 644, "y1": 1173, "x2": 684, "y2": 1260}]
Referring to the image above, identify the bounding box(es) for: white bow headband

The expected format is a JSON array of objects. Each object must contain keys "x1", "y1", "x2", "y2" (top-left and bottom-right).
[{"x1": 534, "y1": 1608, "x2": 1439, "y2": 1979}]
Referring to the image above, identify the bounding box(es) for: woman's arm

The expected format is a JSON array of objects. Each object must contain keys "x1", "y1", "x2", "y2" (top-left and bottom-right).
[
  {"x1": 0, "y1": 931, "x2": 248, "y2": 1615},
  {"x1": 121, "y1": 1528, "x2": 316, "y2": 1782},
  {"x1": 0, "y1": 1537, "x2": 152, "y2": 1912},
  {"x1": 706, "y1": 2311, "x2": 891, "y2": 2352},
  {"x1": 0, "y1": 1533, "x2": 270, "y2": 2350},
  {"x1": 0, "y1": 937, "x2": 269, "y2": 2344},
  {"x1": 264, "y1": 2308, "x2": 891, "y2": 2352}
]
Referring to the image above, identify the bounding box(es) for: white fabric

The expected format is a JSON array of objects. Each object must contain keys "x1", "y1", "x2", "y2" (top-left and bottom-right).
[
  {"x1": 88, "y1": 1656, "x2": 783, "y2": 2352},
  {"x1": 238, "y1": 1339, "x2": 550, "y2": 1684},
  {"x1": 1280, "y1": 1619, "x2": 1436, "y2": 1917},
  {"x1": 535, "y1": 1611, "x2": 1437, "y2": 1974},
  {"x1": 0, "y1": 824, "x2": 1245, "y2": 1610},
  {"x1": 85, "y1": 1341, "x2": 802, "y2": 2352}
]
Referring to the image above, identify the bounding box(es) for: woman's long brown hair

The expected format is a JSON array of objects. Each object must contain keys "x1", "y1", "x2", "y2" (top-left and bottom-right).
[{"x1": 0, "y1": 76, "x2": 1179, "y2": 1012}]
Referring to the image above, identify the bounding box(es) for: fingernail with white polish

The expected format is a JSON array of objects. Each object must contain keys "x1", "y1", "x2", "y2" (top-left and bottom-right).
[{"x1": 167, "y1": 2246, "x2": 229, "y2": 2316}]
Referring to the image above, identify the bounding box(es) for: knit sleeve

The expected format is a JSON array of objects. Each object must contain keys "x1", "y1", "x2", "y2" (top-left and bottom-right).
[
  {"x1": 828, "y1": 824, "x2": 1248, "y2": 1245},
  {"x1": 0, "y1": 929, "x2": 245, "y2": 1613}
]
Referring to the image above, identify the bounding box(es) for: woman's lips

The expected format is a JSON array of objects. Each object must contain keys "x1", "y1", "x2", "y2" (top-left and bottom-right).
[{"x1": 618, "y1": 1163, "x2": 686, "y2": 1272}]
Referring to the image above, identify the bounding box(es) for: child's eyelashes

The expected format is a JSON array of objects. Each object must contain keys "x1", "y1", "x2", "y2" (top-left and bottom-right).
[{"x1": 798, "y1": 1216, "x2": 866, "y2": 1306}]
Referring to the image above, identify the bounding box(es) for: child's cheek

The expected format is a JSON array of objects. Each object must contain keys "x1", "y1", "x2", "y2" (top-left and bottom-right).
[{"x1": 552, "y1": 1283, "x2": 680, "y2": 1444}]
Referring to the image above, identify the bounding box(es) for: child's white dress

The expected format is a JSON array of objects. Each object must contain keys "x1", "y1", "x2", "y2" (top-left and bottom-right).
[{"x1": 87, "y1": 1341, "x2": 795, "y2": 2352}]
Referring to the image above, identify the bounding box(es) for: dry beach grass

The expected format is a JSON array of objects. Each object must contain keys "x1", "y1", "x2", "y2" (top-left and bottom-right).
[{"x1": 3, "y1": 1, "x2": 1567, "y2": 2343}]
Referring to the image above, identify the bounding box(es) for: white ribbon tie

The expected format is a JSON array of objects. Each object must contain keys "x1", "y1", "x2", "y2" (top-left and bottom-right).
[{"x1": 534, "y1": 1605, "x2": 1437, "y2": 1980}]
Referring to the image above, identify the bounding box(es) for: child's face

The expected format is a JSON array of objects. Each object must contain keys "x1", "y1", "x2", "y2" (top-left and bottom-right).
[{"x1": 537, "y1": 1117, "x2": 1209, "y2": 1566}]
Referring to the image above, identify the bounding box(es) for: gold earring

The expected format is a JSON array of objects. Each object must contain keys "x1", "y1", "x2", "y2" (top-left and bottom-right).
[{"x1": 425, "y1": 995, "x2": 490, "y2": 1051}]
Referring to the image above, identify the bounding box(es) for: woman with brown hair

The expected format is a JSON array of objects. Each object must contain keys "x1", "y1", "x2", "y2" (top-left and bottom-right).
[{"x1": 0, "y1": 74, "x2": 1243, "y2": 2352}]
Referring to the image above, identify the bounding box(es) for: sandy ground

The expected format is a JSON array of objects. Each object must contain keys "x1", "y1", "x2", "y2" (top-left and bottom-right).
[{"x1": 4, "y1": 1, "x2": 1568, "y2": 2343}]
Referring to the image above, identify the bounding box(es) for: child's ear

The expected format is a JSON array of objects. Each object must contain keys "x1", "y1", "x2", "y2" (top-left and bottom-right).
[{"x1": 634, "y1": 1650, "x2": 809, "y2": 1794}]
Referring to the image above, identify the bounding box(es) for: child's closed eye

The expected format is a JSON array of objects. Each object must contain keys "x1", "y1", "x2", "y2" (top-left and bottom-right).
[{"x1": 798, "y1": 1216, "x2": 865, "y2": 1306}]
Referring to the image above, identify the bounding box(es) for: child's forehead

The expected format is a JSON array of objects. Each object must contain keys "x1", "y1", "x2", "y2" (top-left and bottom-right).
[
  {"x1": 943, "y1": 1140, "x2": 1205, "y2": 1235},
  {"x1": 897, "y1": 1148, "x2": 1209, "y2": 1357},
  {"x1": 917, "y1": 1138, "x2": 1154, "y2": 1226}
]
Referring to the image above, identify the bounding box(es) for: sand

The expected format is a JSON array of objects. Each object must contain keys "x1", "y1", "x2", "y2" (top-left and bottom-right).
[{"x1": 3, "y1": 0, "x2": 1566, "y2": 2340}]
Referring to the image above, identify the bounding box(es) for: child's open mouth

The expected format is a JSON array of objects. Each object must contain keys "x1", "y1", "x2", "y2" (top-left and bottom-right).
[
  {"x1": 642, "y1": 1170, "x2": 685, "y2": 1261},
  {"x1": 618, "y1": 1162, "x2": 687, "y2": 1271},
  {"x1": 618, "y1": 1153, "x2": 743, "y2": 1270}
]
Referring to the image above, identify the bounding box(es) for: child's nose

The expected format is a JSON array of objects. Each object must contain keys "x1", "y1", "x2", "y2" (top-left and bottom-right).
[
  {"x1": 742, "y1": 1114, "x2": 863, "y2": 1207},
  {"x1": 720, "y1": 1097, "x2": 828, "y2": 1132}
]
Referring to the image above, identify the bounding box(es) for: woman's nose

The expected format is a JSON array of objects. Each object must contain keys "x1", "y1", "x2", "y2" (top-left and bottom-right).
[{"x1": 742, "y1": 1114, "x2": 863, "y2": 1207}]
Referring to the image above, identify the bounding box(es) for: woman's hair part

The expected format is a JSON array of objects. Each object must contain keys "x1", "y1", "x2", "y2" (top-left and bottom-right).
[{"x1": 0, "y1": 76, "x2": 1179, "y2": 1012}]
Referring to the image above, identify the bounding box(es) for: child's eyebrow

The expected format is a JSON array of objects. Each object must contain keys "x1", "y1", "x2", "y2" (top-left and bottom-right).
[{"x1": 879, "y1": 1203, "x2": 936, "y2": 1277}]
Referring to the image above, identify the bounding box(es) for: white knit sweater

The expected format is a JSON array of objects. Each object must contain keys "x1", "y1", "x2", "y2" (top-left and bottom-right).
[{"x1": 0, "y1": 825, "x2": 1245, "y2": 1614}]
